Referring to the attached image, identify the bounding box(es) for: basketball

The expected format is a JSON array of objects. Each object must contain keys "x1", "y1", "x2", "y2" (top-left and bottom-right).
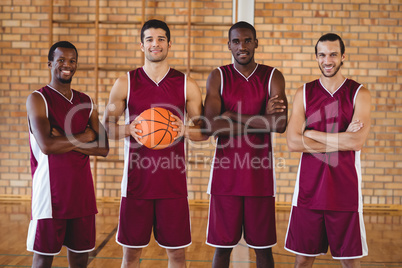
[{"x1": 135, "y1": 107, "x2": 179, "y2": 149}]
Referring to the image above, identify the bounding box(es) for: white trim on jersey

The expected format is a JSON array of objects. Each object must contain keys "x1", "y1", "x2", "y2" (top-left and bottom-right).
[
  {"x1": 268, "y1": 68, "x2": 277, "y2": 196},
  {"x1": 142, "y1": 66, "x2": 170, "y2": 86},
  {"x1": 318, "y1": 78, "x2": 347, "y2": 97},
  {"x1": 207, "y1": 141, "x2": 218, "y2": 195},
  {"x1": 268, "y1": 67, "x2": 276, "y2": 97},
  {"x1": 303, "y1": 84, "x2": 307, "y2": 112},
  {"x1": 30, "y1": 129, "x2": 53, "y2": 219},
  {"x1": 88, "y1": 97, "x2": 94, "y2": 118},
  {"x1": 121, "y1": 72, "x2": 131, "y2": 198},
  {"x1": 47, "y1": 84, "x2": 73, "y2": 103},
  {"x1": 355, "y1": 150, "x2": 364, "y2": 213},
  {"x1": 233, "y1": 63, "x2": 259, "y2": 81},
  {"x1": 33, "y1": 91, "x2": 49, "y2": 118},
  {"x1": 353, "y1": 84, "x2": 363, "y2": 108},
  {"x1": 291, "y1": 156, "x2": 303, "y2": 206},
  {"x1": 218, "y1": 67, "x2": 224, "y2": 95}
]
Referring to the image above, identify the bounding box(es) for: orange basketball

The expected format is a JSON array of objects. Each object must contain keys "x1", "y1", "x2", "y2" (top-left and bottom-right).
[{"x1": 135, "y1": 107, "x2": 179, "y2": 150}]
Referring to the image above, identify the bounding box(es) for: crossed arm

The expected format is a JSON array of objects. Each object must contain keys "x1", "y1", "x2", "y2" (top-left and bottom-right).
[
  {"x1": 26, "y1": 92, "x2": 109, "y2": 156},
  {"x1": 203, "y1": 68, "x2": 288, "y2": 137},
  {"x1": 286, "y1": 86, "x2": 371, "y2": 153}
]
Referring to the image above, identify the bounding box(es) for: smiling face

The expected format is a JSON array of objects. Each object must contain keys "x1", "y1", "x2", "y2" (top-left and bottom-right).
[
  {"x1": 140, "y1": 28, "x2": 171, "y2": 63},
  {"x1": 48, "y1": 47, "x2": 77, "y2": 84},
  {"x1": 316, "y1": 40, "x2": 345, "y2": 78},
  {"x1": 228, "y1": 27, "x2": 258, "y2": 66}
]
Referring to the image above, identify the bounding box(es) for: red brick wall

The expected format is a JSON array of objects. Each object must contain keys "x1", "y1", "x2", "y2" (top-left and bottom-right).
[{"x1": 0, "y1": 0, "x2": 400, "y2": 207}]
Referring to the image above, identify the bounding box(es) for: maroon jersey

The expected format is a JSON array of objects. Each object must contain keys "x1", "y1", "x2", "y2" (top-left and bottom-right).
[
  {"x1": 122, "y1": 67, "x2": 187, "y2": 199},
  {"x1": 29, "y1": 85, "x2": 97, "y2": 219},
  {"x1": 292, "y1": 79, "x2": 364, "y2": 212},
  {"x1": 208, "y1": 64, "x2": 276, "y2": 197}
]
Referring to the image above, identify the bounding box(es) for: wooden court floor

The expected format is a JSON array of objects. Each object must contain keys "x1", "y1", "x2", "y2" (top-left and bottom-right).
[{"x1": 0, "y1": 200, "x2": 401, "y2": 267}]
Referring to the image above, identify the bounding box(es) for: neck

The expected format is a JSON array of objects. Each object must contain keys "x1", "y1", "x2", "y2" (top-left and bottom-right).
[
  {"x1": 234, "y1": 61, "x2": 257, "y2": 78},
  {"x1": 48, "y1": 80, "x2": 71, "y2": 94},
  {"x1": 319, "y1": 73, "x2": 346, "y2": 94},
  {"x1": 143, "y1": 60, "x2": 170, "y2": 83}
]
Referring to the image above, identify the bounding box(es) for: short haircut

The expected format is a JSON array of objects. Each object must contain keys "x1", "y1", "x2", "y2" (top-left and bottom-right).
[
  {"x1": 140, "y1": 19, "x2": 171, "y2": 43},
  {"x1": 228, "y1": 21, "x2": 257, "y2": 40},
  {"x1": 48, "y1": 41, "x2": 78, "y2": 61},
  {"x1": 315, "y1": 33, "x2": 345, "y2": 55}
]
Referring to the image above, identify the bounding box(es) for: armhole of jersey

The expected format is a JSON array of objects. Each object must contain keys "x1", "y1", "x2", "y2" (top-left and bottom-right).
[
  {"x1": 88, "y1": 96, "x2": 94, "y2": 118},
  {"x1": 218, "y1": 67, "x2": 224, "y2": 95},
  {"x1": 268, "y1": 67, "x2": 276, "y2": 97},
  {"x1": 184, "y1": 74, "x2": 188, "y2": 120},
  {"x1": 28, "y1": 91, "x2": 48, "y2": 134},
  {"x1": 303, "y1": 84, "x2": 307, "y2": 112},
  {"x1": 353, "y1": 84, "x2": 363, "y2": 108},
  {"x1": 125, "y1": 71, "x2": 131, "y2": 124}
]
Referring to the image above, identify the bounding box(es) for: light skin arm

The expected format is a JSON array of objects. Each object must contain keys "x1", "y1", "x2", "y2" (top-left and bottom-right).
[
  {"x1": 287, "y1": 86, "x2": 371, "y2": 153},
  {"x1": 26, "y1": 92, "x2": 100, "y2": 155},
  {"x1": 102, "y1": 75, "x2": 139, "y2": 140},
  {"x1": 304, "y1": 86, "x2": 371, "y2": 151},
  {"x1": 223, "y1": 69, "x2": 288, "y2": 133},
  {"x1": 286, "y1": 86, "x2": 336, "y2": 153},
  {"x1": 181, "y1": 76, "x2": 206, "y2": 141}
]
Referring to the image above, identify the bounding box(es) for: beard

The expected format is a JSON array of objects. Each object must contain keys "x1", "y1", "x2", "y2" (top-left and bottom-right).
[
  {"x1": 319, "y1": 62, "x2": 342, "y2": 78},
  {"x1": 58, "y1": 77, "x2": 72, "y2": 84},
  {"x1": 234, "y1": 55, "x2": 254, "y2": 66}
]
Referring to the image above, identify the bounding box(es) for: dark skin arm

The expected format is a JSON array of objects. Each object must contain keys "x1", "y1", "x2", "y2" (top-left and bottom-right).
[
  {"x1": 27, "y1": 92, "x2": 109, "y2": 156},
  {"x1": 203, "y1": 68, "x2": 287, "y2": 137}
]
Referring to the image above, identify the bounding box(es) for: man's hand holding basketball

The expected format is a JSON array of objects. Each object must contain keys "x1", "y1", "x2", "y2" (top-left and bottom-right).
[
  {"x1": 171, "y1": 114, "x2": 185, "y2": 140},
  {"x1": 129, "y1": 118, "x2": 143, "y2": 144}
]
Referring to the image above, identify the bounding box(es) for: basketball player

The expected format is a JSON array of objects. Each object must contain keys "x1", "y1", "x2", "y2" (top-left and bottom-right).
[
  {"x1": 203, "y1": 21, "x2": 287, "y2": 268},
  {"x1": 285, "y1": 33, "x2": 371, "y2": 268},
  {"x1": 102, "y1": 20, "x2": 204, "y2": 267},
  {"x1": 26, "y1": 41, "x2": 109, "y2": 267}
]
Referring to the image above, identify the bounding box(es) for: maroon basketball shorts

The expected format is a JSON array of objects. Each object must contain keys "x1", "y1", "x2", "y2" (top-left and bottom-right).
[
  {"x1": 207, "y1": 195, "x2": 277, "y2": 248},
  {"x1": 116, "y1": 196, "x2": 191, "y2": 249},
  {"x1": 285, "y1": 206, "x2": 368, "y2": 259},
  {"x1": 26, "y1": 214, "x2": 96, "y2": 255}
]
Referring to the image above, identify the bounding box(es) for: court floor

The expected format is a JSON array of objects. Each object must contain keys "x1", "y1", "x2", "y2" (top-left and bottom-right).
[{"x1": 0, "y1": 200, "x2": 401, "y2": 267}]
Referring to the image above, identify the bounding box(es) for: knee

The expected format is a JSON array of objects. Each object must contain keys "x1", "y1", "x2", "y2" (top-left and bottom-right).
[
  {"x1": 166, "y1": 248, "x2": 186, "y2": 263},
  {"x1": 122, "y1": 247, "x2": 142, "y2": 266},
  {"x1": 214, "y1": 247, "x2": 233, "y2": 258},
  {"x1": 295, "y1": 255, "x2": 315, "y2": 268},
  {"x1": 340, "y1": 259, "x2": 361, "y2": 268}
]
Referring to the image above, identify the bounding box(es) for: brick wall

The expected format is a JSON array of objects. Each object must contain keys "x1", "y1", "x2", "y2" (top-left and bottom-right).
[{"x1": 0, "y1": 0, "x2": 400, "y2": 207}]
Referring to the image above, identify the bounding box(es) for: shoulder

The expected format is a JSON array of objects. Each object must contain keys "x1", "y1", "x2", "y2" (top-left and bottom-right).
[{"x1": 206, "y1": 68, "x2": 222, "y2": 89}]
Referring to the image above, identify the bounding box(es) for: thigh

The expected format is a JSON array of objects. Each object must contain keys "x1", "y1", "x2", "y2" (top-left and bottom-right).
[
  {"x1": 64, "y1": 214, "x2": 96, "y2": 252},
  {"x1": 285, "y1": 206, "x2": 328, "y2": 256},
  {"x1": 325, "y1": 210, "x2": 368, "y2": 259},
  {"x1": 154, "y1": 197, "x2": 191, "y2": 248},
  {"x1": 116, "y1": 197, "x2": 154, "y2": 247},
  {"x1": 206, "y1": 195, "x2": 243, "y2": 247},
  {"x1": 27, "y1": 218, "x2": 66, "y2": 255},
  {"x1": 243, "y1": 196, "x2": 276, "y2": 248}
]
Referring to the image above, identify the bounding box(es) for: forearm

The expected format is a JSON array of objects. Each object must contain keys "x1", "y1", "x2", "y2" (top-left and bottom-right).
[
  {"x1": 104, "y1": 121, "x2": 130, "y2": 140},
  {"x1": 73, "y1": 141, "x2": 109, "y2": 156},
  {"x1": 287, "y1": 131, "x2": 339, "y2": 153},
  {"x1": 226, "y1": 112, "x2": 287, "y2": 133},
  {"x1": 304, "y1": 130, "x2": 363, "y2": 151},
  {"x1": 203, "y1": 117, "x2": 247, "y2": 137}
]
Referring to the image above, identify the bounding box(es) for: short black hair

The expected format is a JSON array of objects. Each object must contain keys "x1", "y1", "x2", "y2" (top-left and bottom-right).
[
  {"x1": 48, "y1": 41, "x2": 78, "y2": 61},
  {"x1": 228, "y1": 21, "x2": 257, "y2": 41},
  {"x1": 140, "y1": 19, "x2": 171, "y2": 43},
  {"x1": 315, "y1": 33, "x2": 345, "y2": 55}
]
